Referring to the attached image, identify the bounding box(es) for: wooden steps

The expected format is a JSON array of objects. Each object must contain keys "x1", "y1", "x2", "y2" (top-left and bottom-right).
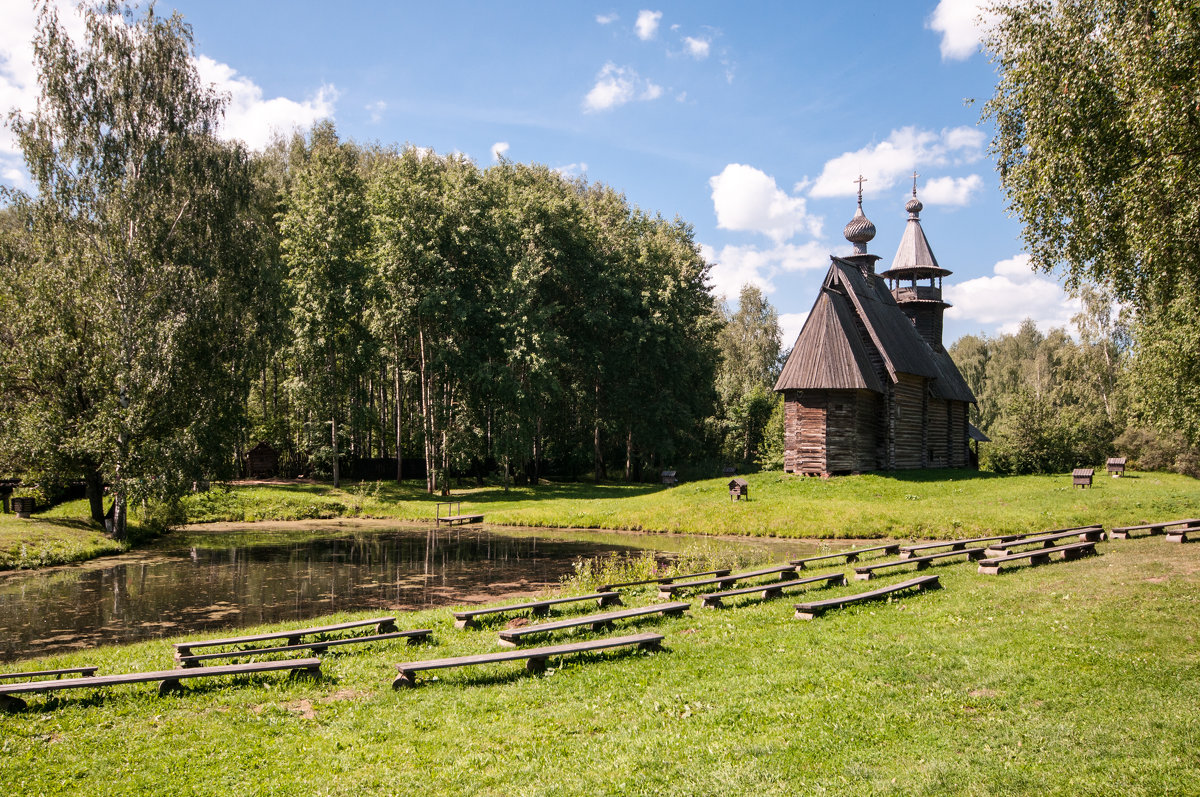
[
  {"x1": 794, "y1": 575, "x2": 941, "y2": 620},
  {"x1": 497, "y1": 603, "x2": 689, "y2": 645},
  {"x1": 453, "y1": 592, "x2": 622, "y2": 629},
  {"x1": 699, "y1": 571, "x2": 846, "y2": 608},
  {"x1": 393, "y1": 633, "x2": 664, "y2": 688},
  {"x1": 0, "y1": 658, "x2": 321, "y2": 712}
]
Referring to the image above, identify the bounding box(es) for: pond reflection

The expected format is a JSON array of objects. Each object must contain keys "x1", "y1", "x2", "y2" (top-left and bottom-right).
[{"x1": 0, "y1": 523, "x2": 823, "y2": 662}]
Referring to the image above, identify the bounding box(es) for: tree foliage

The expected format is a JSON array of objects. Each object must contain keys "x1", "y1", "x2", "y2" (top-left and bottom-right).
[
  {"x1": 983, "y1": 0, "x2": 1200, "y2": 309},
  {"x1": 0, "y1": 2, "x2": 267, "y2": 536}
]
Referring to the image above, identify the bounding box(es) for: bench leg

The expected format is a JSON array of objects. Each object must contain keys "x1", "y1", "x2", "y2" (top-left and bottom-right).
[
  {"x1": 526, "y1": 657, "x2": 547, "y2": 674},
  {"x1": 377, "y1": 619, "x2": 398, "y2": 634},
  {"x1": 392, "y1": 670, "x2": 416, "y2": 689},
  {"x1": 779, "y1": 570, "x2": 797, "y2": 581},
  {"x1": 599, "y1": 594, "x2": 623, "y2": 608},
  {"x1": 158, "y1": 679, "x2": 184, "y2": 696},
  {"x1": 700, "y1": 596, "x2": 722, "y2": 609},
  {"x1": 292, "y1": 663, "x2": 322, "y2": 682},
  {"x1": 845, "y1": 553, "x2": 860, "y2": 563},
  {"x1": 531, "y1": 606, "x2": 550, "y2": 617},
  {"x1": 978, "y1": 563, "x2": 1001, "y2": 575},
  {"x1": 794, "y1": 608, "x2": 820, "y2": 621},
  {"x1": 406, "y1": 633, "x2": 427, "y2": 646},
  {"x1": 761, "y1": 586, "x2": 781, "y2": 600},
  {"x1": 883, "y1": 544, "x2": 900, "y2": 555},
  {"x1": 454, "y1": 618, "x2": 476, "y2": 630},
  {"x1": 590, "y1": 620, "x2": 614, "y2": 632},
  {"x1": 854, "y1": 571, "x2": 873, "y2": 581}
]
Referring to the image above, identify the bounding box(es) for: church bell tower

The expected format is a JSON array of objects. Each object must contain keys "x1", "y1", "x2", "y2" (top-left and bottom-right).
[{"x1": 880, "y1": 174, "x2": 952, "y2": 350}]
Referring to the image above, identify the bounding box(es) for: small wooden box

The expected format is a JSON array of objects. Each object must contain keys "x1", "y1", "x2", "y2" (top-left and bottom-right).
[
  {"x1": 1072, "y1": 468, "x2": 1094, "y2": 488},
  {"x1": 728, "y1": 477, "x2": 749, "y2": 500}
]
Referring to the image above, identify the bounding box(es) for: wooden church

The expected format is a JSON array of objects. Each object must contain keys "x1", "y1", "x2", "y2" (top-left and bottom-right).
[{"x1": 773, "y1": 178, "x2": 976, "y2": 476}]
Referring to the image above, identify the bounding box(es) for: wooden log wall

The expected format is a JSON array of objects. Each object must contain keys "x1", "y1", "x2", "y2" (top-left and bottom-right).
[
  {"x1": 855, "y1": 390, "x2": 883, "y2": 470},
  {"x1": 949, "y1": 401, "x2": 968, "y2": 467},
  {"x1": 893, "y1": 374, "x2": 925, "y2": 469},
  {"x1": 784, "y1": 391, "x2": 830, "y2": 475},
  {"x1": 927, "y1": 396, "x2": 949, "y2": 468}
]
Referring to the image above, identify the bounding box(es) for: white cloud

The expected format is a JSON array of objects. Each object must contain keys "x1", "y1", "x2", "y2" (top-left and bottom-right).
[
  {"x1": 582, "y1": 63, "x2": 663, "y2": 112},
  {"x1": 702, "y1": 241, "x2": 829, "y2": 300},
  {"x1": 710, "y1": 163, "x2": 823, "y2": 244},
  {"x1": 945, "y1": 254, "x2": 1081, "y2": 334},
  {"x1": 635, "y1": 10, "x2": 662, "y2": 41},
  {"x1": 779, "y1": 312, "x2": 809, "y2": 348},
  {"x1": 928, "y1": 0, "x2": 998, "y2": 61},
  {"x1": 196, "y1": 56, "x2": 336, "y2": 151},
  {"x1": 684, "y1": 36, "x2": 710, "y2": 59},
  {"x1": 922, "y1": 174, "x2": 983, "y2": 206},
  {"x1": 366, "y1": 100, "x2": 386, "y2": 124},
  {"x1": 807, "y1": 126, "x2": 985, "y2": 199},
  {"x1": 596, "y1": 13, "x2": 618, "y2": 25},
  {"x1": 490, "y1": 141, "x2": 510, "y2": 161},
  {"x1": 554, "y1": 162, "x2": 588, "y2": 178}
]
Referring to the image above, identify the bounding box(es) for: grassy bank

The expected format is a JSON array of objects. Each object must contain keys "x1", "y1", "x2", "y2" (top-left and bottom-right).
[
  {"x1": 0, "y1": 499, "x2": 128, "y2": 569},
  {"x1": 2, "y1": 535, "x2": 1198, "y2": 795},
  {"x1": 186, "y1": 468, "x2": 1200, "y2": 539}
]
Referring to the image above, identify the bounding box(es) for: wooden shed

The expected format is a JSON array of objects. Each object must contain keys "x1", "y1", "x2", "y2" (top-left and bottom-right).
[
  {"x1": 1072, "y1": 468, "x2": 1094, "y2": 488},
  {"x1": 661, "y1": 470, "x2": 678, "y2": 487},
  {"x1": 246, "y1": 442, "x2": 279, "y2": 478},
  {"x1": 1106, "y1": 457, "x2": 1127, "y2": 477},
  {"x1": 774, "y1": 184, "x2": 976, "y2": 476},
  {"x1": 728, "y1": 477, "x2": 749, "y2": 500}
]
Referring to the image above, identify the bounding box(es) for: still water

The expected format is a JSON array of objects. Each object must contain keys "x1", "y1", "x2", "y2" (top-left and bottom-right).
[{"x1": 0, "y1": 521, "x2": 824, "y2": 662}]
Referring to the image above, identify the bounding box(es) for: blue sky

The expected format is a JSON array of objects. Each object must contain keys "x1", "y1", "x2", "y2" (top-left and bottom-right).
[{"x1": 0, "y1": 1, "x2": 1082, "y2": 347}]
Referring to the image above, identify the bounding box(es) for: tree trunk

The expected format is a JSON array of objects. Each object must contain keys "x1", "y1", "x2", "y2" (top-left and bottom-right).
[
  {"x1": 331, "y1": 415, "x2": 340, "y2": 488},
  {"x1": 394, "y1": 339, "x2": 404, "y2": 483},
  {"x1": 625, "y1": 425, "x2": 633, "y2": 482},
  {"x1": 418, "y1": 326, "x2": 434, "y2": 494},
  {"x1": 84, "y1": 466, "x2": 106, "y2": 524},
  {"x1": 593, "y1": 381, "x2": 604, "y2": 482}
]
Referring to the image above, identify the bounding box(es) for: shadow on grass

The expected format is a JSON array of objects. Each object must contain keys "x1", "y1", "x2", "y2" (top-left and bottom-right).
[{"x1": 867, "y1": 468, "x2": 1003, "y2": 484}]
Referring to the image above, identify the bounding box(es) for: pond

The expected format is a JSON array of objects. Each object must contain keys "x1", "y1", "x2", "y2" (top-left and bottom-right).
[{"x1": 0, "y1": 521, "x2": 829, "y2": 662}]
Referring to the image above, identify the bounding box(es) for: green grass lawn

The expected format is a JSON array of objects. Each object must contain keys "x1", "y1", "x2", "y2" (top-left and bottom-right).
[
  {"x1": 2, "y1": 534, "x2": 1198, "y2": 795},
  {"x1": 187, "y1": 468, "x2": 1200, "y2": 540},
  {"x1": 0, "y1": 499, "x2": 127, "y2": 569}
]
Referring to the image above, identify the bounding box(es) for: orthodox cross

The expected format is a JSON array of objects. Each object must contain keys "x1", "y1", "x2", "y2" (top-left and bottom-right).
[
  {"x1": 911, "y1": 170, "x2": 919, "y2": 196},
  {"x1": 854, "y1": 174, "x2": 867, "y2": 205}
]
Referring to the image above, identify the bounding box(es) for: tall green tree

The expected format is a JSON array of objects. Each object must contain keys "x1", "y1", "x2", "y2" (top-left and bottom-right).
[
  {"x1": 983, "y1": 0, "x2": 1200, "y2": 308},
  {"x1": 714, "y1": 284, "x2": 781, "y2": 463},
  {"x1": 280, "y1": 122, "x2": 374, "y2": 488},
  {"x1": 0, "y1": 2, "x2": 266, "y2": 537}
]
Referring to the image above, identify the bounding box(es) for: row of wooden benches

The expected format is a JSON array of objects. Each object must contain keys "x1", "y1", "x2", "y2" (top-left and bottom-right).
[{"x1": 5, "y1": 517, "x2": 1191, "y2": 708}]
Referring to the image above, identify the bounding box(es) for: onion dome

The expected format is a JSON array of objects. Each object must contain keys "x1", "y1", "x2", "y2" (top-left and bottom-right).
[
  {"x1": 843, "y1": 175, "x2": 876, "y2": 254},
  {"x1": 905, "y1": 194, "x2": 923, "y2": 216}
]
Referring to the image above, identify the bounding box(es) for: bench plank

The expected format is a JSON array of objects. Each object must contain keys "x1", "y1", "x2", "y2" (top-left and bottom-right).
[
  {"x1": 598, "y1": 568, "x2": 732, "y2": 591},
  {"x1": 173, "y1": 616, "x2": 397, "y2": 657},
  {"x1": 393, "y1": 632, "x2": 664, "y2": 688},
  {"x1": 177, "y1": 629, "x2": 431, "y2": 666},
  {"x1": 1111, "y1": 519, "x2": 1200, "y2": 540},
  {"x1": 978, "y1": 541, "x2": 1097, "y2": 575},
  {"x1": 700, "y1": 571, "x2": 846, "y2": 608},
  {"x1": 498, "y1": 603, "x2": 688, "y2": 645},
  {"x1": 855, "y1": 547, "x2": 987, "y2": 580},
  {"x1": 657, "y1": 564, "x2": 798, "y2": 599},
  {"x1": 984, "y1": 527, "x2": 1105, "y2": 557},
  {"x1": 453, "y1": 592, "x2": 622, "y2": 629},
  {"x1": 0, "y1": 666, "x2": 98, "y2": 682},
  {"x1": 789, "y1": 543, "x2": 901, "y2": 567},
  {"x1": 0, "y1": 658, "x2": 321, "y2": 712},
  {"x1": 794, "y1": 575, "x2": 941, "y2": 620},
  {"x1": 899, "y1": 534, "x2": 1027, "y2": 559}
]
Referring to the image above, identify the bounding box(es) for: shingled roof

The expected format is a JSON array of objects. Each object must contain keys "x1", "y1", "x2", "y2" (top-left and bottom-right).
[{"x1": 774, "y1": 257, "x2": 975, "y2": 403}]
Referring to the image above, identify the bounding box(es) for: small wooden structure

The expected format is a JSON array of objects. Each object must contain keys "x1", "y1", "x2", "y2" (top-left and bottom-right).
[
  {"x1": 661, "y1": 470, "x2": 678, "y2": 486},
  {"x1": 11, "y1": 496, "x2": 35, "y2": 518},
  {"x1": 435, "y1": 501, "x2": 483, "y2": 526},
  {"x1": 245, "y1": 442, "x2": 279, "y2": 478},
  {"x1": 728, "y1": 477, "x2": 749, "y2": 500},
  {"x1": 1107, "y1": 457, "x2": 1127, "y2": 477},
  {"x1": 721, "y1": 466, "x2": 736, "y2": 477},
  {"x1": 1072, "y1": 468, "x2": 1094, "y2": 488}
]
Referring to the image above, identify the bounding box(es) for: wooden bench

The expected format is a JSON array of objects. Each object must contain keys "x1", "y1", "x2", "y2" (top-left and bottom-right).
[
  {"x1": 789, "y1": 543, "x2": 901, "y2": 568},
  {"x1": 899, "y1": 534, "x2": 1026, "y2": 559},
  {"x1": 794, "y1": 575, "x2": 941, "y2": 620},
  {"x1": 173, "y1": 616, "x2": 399, "y2": 660},
  {"x1": 393, "y1": 632, "x2": 664, "y2": 688},
  {"x1": 497, "y1": 603, "x2": 689, "y2": 645},
  {"x1": 657, "y1": 564, "x2": 798, "y2": 599},
  {"x1": 0, "y1": 666, "x2": 99, "y2": 682},
  {"x1": 700, "y1": 571, "x2": 846, "y2": 608},
  {"x1": 983, "y1": 526, "x2": 1104, "y2": 557},
  {"x1": 1111, "y1": 519, "x2": 1200, "y2": 540},
  {"x1": 977, "y1": 540, "x2": 1097, "y2": 575},
  {"x1": 598, "y1": 568, "x2": 732, "y2": 592},
  {"x1": 0, "y1": 658, "x2": 321, "y2": 712},
  {"x1": 435, "y1": 500, "x2": 483, "y2": 526},
  {"x1": 453, "y1": 592, "x2": 622, "y2": 629},
  {"x1": 854, "y1": 547, "x2": 987, "y2": 580},
  {"x1": 177, "y1": 629, "x2": 431, "y2": 667}
]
